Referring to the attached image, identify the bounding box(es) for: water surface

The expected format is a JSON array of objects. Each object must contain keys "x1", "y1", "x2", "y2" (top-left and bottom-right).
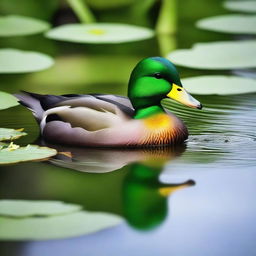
[{"x1": 0, "y1": 1, "x2": 256, "y2": 255}]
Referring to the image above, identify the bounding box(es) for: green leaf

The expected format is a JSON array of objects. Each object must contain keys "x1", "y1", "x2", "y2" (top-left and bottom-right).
[
  {"x1": 0, "y1": 211, "x2": 122, "y2": 240},
  {"x1": 167, "y1": 40, "x2": 256, "y2": 70},
  {"x1": 0, "y1": 48, "x2": 54, "y2": 73},
  {"x1": 197, "y1": 15, "x2": 256, "y2": 34},
  {"x1": 0, "y1": 91, "x2": 19, "y2": 110},
  {"x1": 46, "y1": 23, "x2": 154, "y2": 44},
  {"x1": 0, "y1": 200, "x2": 82, "y2": 217},
  {"x1": 0, "y1": 15, "x2": 50, "y2": 37},
  {"x1": 0, "y1": 144, "x2": 57, "y2": 164},
  {"x1": 224, "y1": 1, "x2": 256, "y2": 13},
  {"x1": 0, "y1": 128, "x2": 27, "y2": 141},
  {"x1": 182, "y1": 75, "x2": 256, "y2": 95}
]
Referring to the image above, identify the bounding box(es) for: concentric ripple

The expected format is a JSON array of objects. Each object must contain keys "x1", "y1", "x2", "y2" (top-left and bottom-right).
[{"x1": 163, "y1": 93, "x2": 256, "y2": 167}]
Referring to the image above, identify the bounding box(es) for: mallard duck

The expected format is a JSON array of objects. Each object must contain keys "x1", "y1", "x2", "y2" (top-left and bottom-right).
[{"x1": 15, "y1": 57, "x2": 202, "y2": 147}]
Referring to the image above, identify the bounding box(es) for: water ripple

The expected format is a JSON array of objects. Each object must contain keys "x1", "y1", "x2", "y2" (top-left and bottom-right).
[{"x1": 163, "y1": 94, "x2": 256, "y2": 167}]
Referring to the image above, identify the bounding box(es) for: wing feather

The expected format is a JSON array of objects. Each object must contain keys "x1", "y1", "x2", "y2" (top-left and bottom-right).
[{"x1": 41, "y1": 104, "x2": 130, "y2": 132}]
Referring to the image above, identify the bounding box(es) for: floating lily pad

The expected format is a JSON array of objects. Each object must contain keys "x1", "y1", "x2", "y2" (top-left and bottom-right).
[
  {"x1": 0, "y1": 128, "x2": 27, "y2": 141},
  {"x1": 182, "y1": 75, "x2": 256, "y2": 95},
  {"x1": 46, "y1": 23, "x2": 154, "y2": 44},
  {"x1": 167, "y1": 40, "x2": 256, "y2": 69},
  {"x1": 0, "y1": 91, "x2": 19, "y2": 110},
  {"x1": 0, "y1": 200, "x2": 82, "y2": 217},
  {"x1": 0, "y1": 48, "x2": 54, "y2": 73},
  {"x1": 0, "y1": 15, "x2": 50, "y2": 37},
  {"x1": 0, "y1": 210, "x2": 122, "y2": 240},
  {"x1": 0, "y1": 144, "x2": 57, "y2": 164},
  {"x1": 224, "y1": 1, "x2": 256, "y2": 13},
  {"x1": 197, "y1": 15, "x2": 256, "y2": 34}
]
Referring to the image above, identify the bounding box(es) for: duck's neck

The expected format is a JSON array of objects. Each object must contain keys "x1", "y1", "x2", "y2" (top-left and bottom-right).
[{"x1": 134, "y1": 105, "x2": 165, "y2": 119}]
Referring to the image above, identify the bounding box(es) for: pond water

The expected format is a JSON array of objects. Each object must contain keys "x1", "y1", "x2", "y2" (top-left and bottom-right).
[{"x1": 0, "y1": 1, "x2": 256, "y2": 255}]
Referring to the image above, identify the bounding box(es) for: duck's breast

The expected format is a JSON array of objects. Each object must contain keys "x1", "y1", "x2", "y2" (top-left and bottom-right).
[{"x1": 139, "y1": 113, "x2": 188, "y2": 145}]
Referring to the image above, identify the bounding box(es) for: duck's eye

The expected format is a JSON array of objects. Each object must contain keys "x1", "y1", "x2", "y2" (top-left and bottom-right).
[
  {"x1": 154, "y1": 73, "x2": 162, "y2": 79},
  {"x1": 177, "y1": 88, "x2": 182, "y2": 91}
]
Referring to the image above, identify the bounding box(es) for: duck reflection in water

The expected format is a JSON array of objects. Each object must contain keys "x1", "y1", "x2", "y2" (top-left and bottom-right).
[
  {"x1": 123, "y1": 162, "x2": 194, "y2": 230},
  {"x1": 43, "y1": 141, "x2": 195, "y2": 231}
]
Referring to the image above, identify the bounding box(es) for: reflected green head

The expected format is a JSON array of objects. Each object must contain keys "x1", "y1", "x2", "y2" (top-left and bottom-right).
[
  {"x1": 123, "y1": 163, "x2": 167, "y2": 230},
  {"x1": 128, "y1": 57, "x2": 182, "y2": 110}
]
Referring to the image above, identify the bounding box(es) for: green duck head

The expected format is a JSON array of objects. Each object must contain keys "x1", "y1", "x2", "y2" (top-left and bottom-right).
[{"x1": 128, "y1": 57, "x2": 202, "y2": 119}]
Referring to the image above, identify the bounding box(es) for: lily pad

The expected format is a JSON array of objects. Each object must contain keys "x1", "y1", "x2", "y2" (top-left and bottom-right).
[
  {"x1": 0, "y1": 144, "x2": 57, "y2": 164},
  {"x1": 0, "y1": 128, "x2": 27, "y2": 141},
  {"x1": 0, "y1": 15, "x2": 50, "y2": 37},
  {"x1": 197, "y1": 15, "x2": 256, "y2": 34},
  {"x1": 167, "y1": 40, "x2": 256, "y2": 70},
  {"x1": 46, "y1": 23, "x2": 154, "y2": 44},
  {"x1": 0, "y1": 48, "x2": 54, "y2": 73},
  {"x1": 0, "y1": 200, "x2": 82, "y2": 217},
  {"x1": 0, "y1": 211, "x2": 122, "y2": 240},
  {"x1": 224, "y1": 1, "x2": 256, "y2": 13},
  {"x1": 182, "y1": 75, "x2": 256, "y2": 95},
  {"x1": 0, "y1": 91, "x2": 19, "y2": 110}
]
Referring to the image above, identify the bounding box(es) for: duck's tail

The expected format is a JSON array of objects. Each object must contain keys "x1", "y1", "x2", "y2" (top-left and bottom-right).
[{"x1": 14, "y1": 91, "x2": 45, "y2": 123}]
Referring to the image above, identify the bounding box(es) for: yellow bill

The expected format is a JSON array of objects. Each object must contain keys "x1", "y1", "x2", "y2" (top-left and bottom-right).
[
  {"x1": 159, "y1": 180, "x2": 195, "y2": 197},
  {"x1": 167, "y1": 84, "x2": 202, "y2": 109}
]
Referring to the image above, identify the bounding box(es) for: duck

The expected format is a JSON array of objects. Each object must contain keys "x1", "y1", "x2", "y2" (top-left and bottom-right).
[{"x1": 15, "y1": 57, "x2": 202, "y2": 147}]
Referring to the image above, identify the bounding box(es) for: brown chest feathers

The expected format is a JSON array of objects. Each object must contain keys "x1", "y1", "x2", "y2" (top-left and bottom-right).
[{"x1": 140, "y1": 113, "x2": 188, "y2": 145}]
